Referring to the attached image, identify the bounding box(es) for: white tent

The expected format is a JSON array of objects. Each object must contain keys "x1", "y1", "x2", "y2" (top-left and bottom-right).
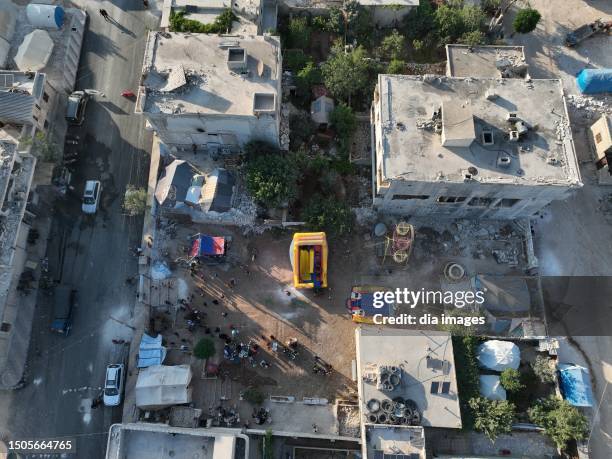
[
  {"x1": 479, "y1": 375, "x2": 507, "y2": 400},
  {"x1": 135, "y1": 365, "x2": 192, "y2": 410},
  {"x1": 477, "y1": 340, "x2": 520, "y2": 371},
  {"x1": 14, "y1": 29, "x2": 54, "y2": 71}
]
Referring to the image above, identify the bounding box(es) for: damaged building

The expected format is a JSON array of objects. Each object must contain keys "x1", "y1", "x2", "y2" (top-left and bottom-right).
[
  {"x1": 370, "y1": 75, "x2": 582, "y2": 219},
  {"x1": 445, "y1": 44, "x2": 528, "y2": 79},
  {"x1": 136, "y1": 32, "x2": 282, "y2": 152}
]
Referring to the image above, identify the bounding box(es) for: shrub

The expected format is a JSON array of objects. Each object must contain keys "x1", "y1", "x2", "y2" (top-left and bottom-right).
[
  {"x1": 262, "y1": 429, "x2": 273, "y2": 459},
  {"x1": 469, "y1": 397, "x2": 515, "y2": 441},
  {"x1": 243, "y1": 387, "x2": 265, "y2": 405},
  {"x1": 500, "y1": 368, "x2": 524, "y2": 392},
  {"x1": 387, "y1": 59, "x2": 406, "y2": 74},
  {"x1": 330, "y1": 103, "x2": 357, "y2": 141},
  {"x1": 287, "y1": 17, "x2": 311, "y2": 49},
  {"x1": 284, "y1": 49, "x2": 309, "y2": 72},
  {"x1": 403, "y1": 0, "x2": 436, "y2": 41},
  {"x1": 123, "y1": 186, "x2": 147, "y2": 216},
  {"x1": 295, "y1": 61, "x2": 322, "y2": 95},
  {"x1": 289, "y1": 112, "x2": 317, "y2": 148},
  {"x1": 244, "y1": 140, "x2": 279, "y2": 160},
  {"x1": 460, "y1": 30, "x2": 486, "y2": 47},
  {"x1": 531, "y1": 355, "x2": 556, "y2": 384},
  {"x1": 327, "y1": 7, "x2": 345, "y2": 34},
  {"x1": 452, "y1": 335, "x2": 480, "y2": 429},
  {"x1": 302, "y1": 196, "x2": 354, "y2": 237},
  {"x1": 246, "y1": 154, "x2": 300, "y2": 208},
  {"x1": 513, "y1": 8, "x2": 541, "y2": 34},
  {"x1": 194, "y1": 338, "x2": 215, "y2": 359},
  {"x1": 169, "y1": 8, "x2": 235, "y2": 33},
  {"x1": 528, "y1": 396, "x2": 589, "y2": 449},
  {"x1": 379, "y1": 29, "x2": 405, "y2": 60}
]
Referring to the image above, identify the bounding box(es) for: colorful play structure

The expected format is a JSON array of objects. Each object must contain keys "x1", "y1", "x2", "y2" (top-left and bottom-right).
[
  {"x1": 290, "y1": 232, "x2": 328, "y2": 289},
  {"x1": 346, "y1": 285, "x2": 395, "y2": 323}
]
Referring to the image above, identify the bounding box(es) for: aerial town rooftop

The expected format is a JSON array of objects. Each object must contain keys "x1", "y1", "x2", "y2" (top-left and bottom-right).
[
  {"x1": 137, "y1": 32, "x2": 281, "y2": 117},
  {"x1": 445, "y1": 44, "x2": 528, "y2": 78},
  {"x1": 373, "y1": 74, "x2": 582, "y2": 187}
]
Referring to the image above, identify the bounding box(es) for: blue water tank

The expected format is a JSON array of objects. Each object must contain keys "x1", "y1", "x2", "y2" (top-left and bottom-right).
[{"x1": 576, "y1": 68, "x2": 612, "y2": 94}]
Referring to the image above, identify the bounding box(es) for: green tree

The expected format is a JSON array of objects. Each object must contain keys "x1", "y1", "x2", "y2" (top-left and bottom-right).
[
  {"x1": 500, "y1": 368, "x2": 524, "y2": 392},
  {"x1": 23, "y1": 131, "x2": 59, "y2": 163},
  {"x1": 403, "y1": 0, "x2": 436, "y2": 41},
  {"x1": 435, "y1": 4, "x2": 465, "y2": 42},
  {"x1": 461, "y1": 30, "x2": 486, "y2": 47},
  {"x1": 246, "y1": 154, "x2": 300, "y2": 207},
  {"x1": 327, "y1": 7, "x2": 345, "y2": 34},
  {"x1": 379, "y1": 29, "x2": 405, "y2": 60},
  {"x1": 243, "y1": 387, "x2": 265, "y2": 405},
  {"x1": 528, "y1": 396, "x2": 589, "y2": 449},
  {"x1": 531, "y1": 355, "x2": 556, "y2": 384},
  {"x1": 295, "y1": 61, "x2": 322, "y2": 95},
  {"x1": 289, "y1": 112, "x2": 316, "y2": 148},
  {"x1": 287, "y1": 17, "x2": 311, "y2": 49},
  {"x1": 330, "y1": 103, "x2": 357, "y2": 141},
  {"x1": 322, "y1": 42, "x2": 370, "y2": 102},
  {"x1": 469, "y1": 397, "x2": 515, "y2": 441},
  {"x1": 387, "y1": 59, "x2": 406, "y2": 74},
  {"x1": 123, "y1": 186, "x2": 147, "y2": 216},
  {"x1": 513, "y1": 8, "x2": 541, "y2": 34},
  {"x1": 302, "y1": 196, "x2": 354, "y2": 237},
  {"x1": 194, "y1": 338, "x2": 215, "y2": 359},
  {"x1": 452, "y1": 335, "x2": 481, "y2": 429}
]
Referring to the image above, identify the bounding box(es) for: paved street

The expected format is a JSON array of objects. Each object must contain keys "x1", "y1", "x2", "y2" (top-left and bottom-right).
[{"x1": 0, "y1": 1, "x2": 154, "y2": 457}]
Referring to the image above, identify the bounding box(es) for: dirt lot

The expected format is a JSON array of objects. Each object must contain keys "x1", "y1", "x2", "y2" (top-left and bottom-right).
[{"x1": 142, "y1": 211, "x2": 530, "y2": 431}]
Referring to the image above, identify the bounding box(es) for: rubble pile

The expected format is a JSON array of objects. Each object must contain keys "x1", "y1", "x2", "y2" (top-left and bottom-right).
[{"x1": 566, "y1": 94, "x2": 612, "y2": 121}]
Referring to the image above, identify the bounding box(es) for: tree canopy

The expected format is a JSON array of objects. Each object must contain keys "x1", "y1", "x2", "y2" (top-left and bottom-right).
[
  {"x1": 469, "y1": 397, "x2": 515, "y2": 441},
  {"x1": 322, "y1": 42, "x2": 370, "y2": 102},
  {"x1": 246, "y1": 154, "x2": 300, "y2": 208},
  {"x1": 513, "y1": 8, "x2": 541, "y2": 34},
  {"x1": 528, "y1": 396, "x2": 589, "y2": 449}
]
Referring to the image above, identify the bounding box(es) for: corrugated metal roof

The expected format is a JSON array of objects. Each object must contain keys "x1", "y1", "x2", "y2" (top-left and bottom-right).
[{"x1": 0, "y1": 91, "x2": 34, "y2": 124}]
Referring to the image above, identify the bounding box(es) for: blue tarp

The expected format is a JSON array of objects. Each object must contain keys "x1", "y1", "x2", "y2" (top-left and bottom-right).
[
  {"x1": 137, "y1": 333, "x2": 167, "y2": 368},
  {"x1": 558, "y1": 364, "x2": 594, "y2": 407},
  {"x1": 576, "y1": 68, "x2": 612, "y2": 94}
]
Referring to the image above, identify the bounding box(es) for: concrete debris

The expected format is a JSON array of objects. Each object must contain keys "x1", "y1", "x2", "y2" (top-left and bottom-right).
[
  {"x1": 353, "y1": 207, "x2": 377, "y2": 227},
  {"x1": 566, "y1": 94, "x2": 612, "y2": 120}
]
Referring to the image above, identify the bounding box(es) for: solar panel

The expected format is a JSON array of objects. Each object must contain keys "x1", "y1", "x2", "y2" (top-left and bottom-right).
[
  {"x1": 441, "y1": 381, "x2": 451, "y2": 394},
  {"x1": 430, "y1": 381, "x2": 439, "y2": 394}
]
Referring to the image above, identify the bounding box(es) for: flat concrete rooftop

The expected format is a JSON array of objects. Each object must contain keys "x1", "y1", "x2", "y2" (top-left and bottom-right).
[
  {"x1": 446, "y1": 45, "x2": 527, "y2": 78},
  {"x1": 106, "y1": 423, "x2": 248, "y2": 459},
  {"x1": 140, "y1": 32, "x2": 280, "y2": 116},
  {"x1": 366, "y1": 425, "x2": 425, "y2": 458},
  {"x1": 355, "y1": 328, "x2": 461, "y2": 429},
  {"x1": 375, "y1": 75, "x2": 581, "y2": 187}
]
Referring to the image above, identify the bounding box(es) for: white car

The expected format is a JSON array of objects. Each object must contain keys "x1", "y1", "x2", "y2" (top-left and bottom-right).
[
  {"x1": 103, "y1": 364, "x2": 124, "y2": 407},
  {"x1": 82, "y1": 180, "x2": 101, "y2": 214}
]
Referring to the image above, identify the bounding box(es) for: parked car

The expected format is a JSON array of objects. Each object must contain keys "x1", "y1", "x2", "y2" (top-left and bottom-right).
[
  {"x1": 82, "y1": 180, "x2": 101, "y2": 214},
  {"x1": 65, "y1": 91, "x2": 89, "y2": 125},
  {"x1": 50, "y1": 285, "x2": 76, "y2": 335},
  {"x1": 103, "y1": 364, "x2": 125, "y2": 406}
]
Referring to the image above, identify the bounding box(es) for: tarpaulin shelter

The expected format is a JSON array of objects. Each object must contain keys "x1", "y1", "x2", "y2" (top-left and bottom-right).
[
  {"x1": 137, "y1": 333, "x2": 167, "y2": 368},
  {"x1": 189, "y1": 234, "x2": 226, "y2": 258},
  {"x1": 576, "y1": 68, "x2": 612, "y2": 94},
  {"x1": 479, "y1": 375, "x2": 507, "y2": 401},
  {"x1": 135, "y1": 365, "x2": 192, "y2": 410},
  {"x1": 558, "y1": 364, "x2": 594, "y2": 407},
  {"x1": 14, "y1": 29, "x2": 54, "y2": 71},
  {"x1": 477, "y1": 340, "x2": 520, "y2": 371},
  {"x1": 155, "y1": 160, "x2": 198, "y2": 207}
]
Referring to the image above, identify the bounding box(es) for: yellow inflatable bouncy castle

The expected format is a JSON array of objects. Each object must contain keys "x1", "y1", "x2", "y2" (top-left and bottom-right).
[{"x1": 289, "y1": 232, "x2": 328, "y2": 289}]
